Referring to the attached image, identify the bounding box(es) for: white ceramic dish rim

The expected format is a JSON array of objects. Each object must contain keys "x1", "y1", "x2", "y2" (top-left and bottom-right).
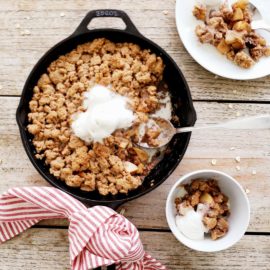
[
  {"x1": 175, "y1": 0, "x2": 270, "y2": 80},
  {"x1": 166, "y1": 169, "x2": 250, "y2": 252}
]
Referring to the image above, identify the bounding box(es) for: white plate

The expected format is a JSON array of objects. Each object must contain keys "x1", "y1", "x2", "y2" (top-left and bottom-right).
[{"x1": 175, "y1": 0, "x2": 270, "y2": 80}]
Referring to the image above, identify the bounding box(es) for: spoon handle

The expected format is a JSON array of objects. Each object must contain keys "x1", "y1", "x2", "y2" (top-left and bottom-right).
[{"x1": 176, "y1": 115, "x2": 270, "y2": 133}]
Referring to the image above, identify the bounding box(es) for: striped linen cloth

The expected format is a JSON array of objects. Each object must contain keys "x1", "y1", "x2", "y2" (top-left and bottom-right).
[{"x1": 0, "y1": 187, "x2": 167, "y2": 270}]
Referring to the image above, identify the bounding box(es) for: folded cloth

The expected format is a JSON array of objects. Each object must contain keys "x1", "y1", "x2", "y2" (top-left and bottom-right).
[{"x1": 0, "y1": 187, "x2": 166, "y2": 270}]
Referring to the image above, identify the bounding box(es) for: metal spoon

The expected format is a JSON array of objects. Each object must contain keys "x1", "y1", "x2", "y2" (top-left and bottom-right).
[
  {"x1": 249, "y1": 1, "x2": 270, "y2": 32},
  {"x1": 137, "y1": 115, "x2": 270, "y2": 149}
]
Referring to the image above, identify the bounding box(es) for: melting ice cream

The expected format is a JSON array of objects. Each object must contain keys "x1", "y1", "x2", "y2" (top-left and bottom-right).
[{"x1": 72, "y1": 85, "x2": 135, "y2": 143}]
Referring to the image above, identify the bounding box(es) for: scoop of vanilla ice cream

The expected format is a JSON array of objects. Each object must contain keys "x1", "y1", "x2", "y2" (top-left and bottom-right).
[
  {"x1": 72, "y1": 85, "x2": 135, "y2": 143},
  {"x1": 176, "y1": 203, "x2": 209, "y2": 241},
  {"x1": 176, "y1": 209, "x2": 208, "y2": 240}
]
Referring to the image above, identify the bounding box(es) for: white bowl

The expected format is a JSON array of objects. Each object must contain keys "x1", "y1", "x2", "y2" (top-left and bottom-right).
[{"x1": 166, "y1": 170, "x2": 250, "y2": 252}]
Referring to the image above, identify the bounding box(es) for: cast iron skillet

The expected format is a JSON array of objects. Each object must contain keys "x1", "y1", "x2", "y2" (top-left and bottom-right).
[{"x1": 16, "y1": 9, "x2": 196, "y2": 210}]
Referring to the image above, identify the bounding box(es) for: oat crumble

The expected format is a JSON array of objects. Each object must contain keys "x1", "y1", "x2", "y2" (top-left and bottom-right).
[{"x1": 27, "y1": 38, "x2": 167, "y2": 196}]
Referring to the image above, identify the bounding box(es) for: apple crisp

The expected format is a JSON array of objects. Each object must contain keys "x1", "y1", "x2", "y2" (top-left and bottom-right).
[
  {"x1": 175, "y1": 179, "x2": 230, "y2": 240},
  {"x1": 27, "y1": 38, "x2": 168, "y2": 196},
  {"x1": 193, "y1": 0, "x2": 270, "y2": 68}
]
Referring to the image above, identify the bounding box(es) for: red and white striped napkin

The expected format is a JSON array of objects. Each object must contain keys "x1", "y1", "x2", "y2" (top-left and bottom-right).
[{"x1": 0, "y1": 187, "x2": 167, "y2": 270}]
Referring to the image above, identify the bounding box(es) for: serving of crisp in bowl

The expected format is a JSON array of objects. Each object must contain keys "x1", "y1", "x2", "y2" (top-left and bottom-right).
[{"x1": 166, "y1": 170, "x2": 250, "y2": 252}]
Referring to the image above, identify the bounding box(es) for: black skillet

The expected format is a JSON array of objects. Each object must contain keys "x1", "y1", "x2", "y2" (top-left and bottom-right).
[{"x1": 16, "y1": 9, "x2": 197, "y2": 210}]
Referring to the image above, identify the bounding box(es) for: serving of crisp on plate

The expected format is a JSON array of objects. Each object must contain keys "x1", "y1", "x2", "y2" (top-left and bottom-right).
[{"x1": 175, "y1": 0, "x2": 270, "y2": 80}]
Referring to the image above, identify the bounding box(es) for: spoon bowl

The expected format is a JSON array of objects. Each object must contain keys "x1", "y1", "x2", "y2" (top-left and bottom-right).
[
  {"x1": 249, "y1": 1, "x2": 270, "y2": 32},
  {"x1": 137, "y1": 117, "x2": 176, "y2": 149}
]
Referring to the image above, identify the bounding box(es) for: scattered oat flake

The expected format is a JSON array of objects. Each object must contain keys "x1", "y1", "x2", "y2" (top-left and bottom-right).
[
  {"x1": 245, "y1": 188, "x2": 250, "y2": 194},
  {"x1": 233, "y1": 90, "x2": 237, "y2": 94},
  {"x1": 119, "y1": 208, "x2": 126, "y2": 215},
  {"x1": 163, "y1": 10, "x2": 169, "y2": 15},
  {"x1": 211, "y1": 159, "x2": 217, "y2": 166},
  {"x1": 214, "y1": 75, "x2": 219, "y2": 79},
  {"x1": 235, "y1": 156, "x2": 241, "y2": 163},
  {"x1": 252, "y1": 169, "x2": 257, "y2": 175},
  {"x1": 236, "y1": 165, "x2": 241, "y2": 171},
  {"x1": 15, "y1": 23, "x2": 21, "y2": 29},
  {"x1": 0, "y1": 159, "x2": 2, "y2": 165},
  {"x1": 60, "y1": 12, "x2": 65, "y2": 17},
  {"x1": 228, "y1": 104, "x2": 233, "y2": 109},
  {"x1": 230, "y1": 147, "x2": 235, "y2": 151},
  {"x1": 25, "y1": 16, "x2": 30, "y2": 20},
  {"x1": 0, "y1": 85, "x2": 2, "y2": 90},
  {"x1": 20, "y1": 30, "x2": 31, "y2": 36},
  {"x1": 236, "y1": 111, "x2": 241, "y2": 117}
]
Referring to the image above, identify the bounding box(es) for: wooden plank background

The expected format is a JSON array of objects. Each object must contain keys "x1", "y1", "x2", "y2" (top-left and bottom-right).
[
  {"x1": 0, "y1": 0, "x2": 270, "y2": 269},
  {"x1": 1, "y1": 0, "x2": 270, "y2": 100},
  {"x1": 0, "y1": 229, "x2": 269, "y2": 270}
]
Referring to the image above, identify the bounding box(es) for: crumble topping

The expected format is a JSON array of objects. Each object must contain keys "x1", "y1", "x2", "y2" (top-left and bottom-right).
[{"x1": 27, "y1": 38, "x2": 168, "y2": 195}]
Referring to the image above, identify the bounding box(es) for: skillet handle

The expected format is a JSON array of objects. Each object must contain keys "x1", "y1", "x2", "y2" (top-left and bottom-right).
[{"x1": 73, "y1": 9, "x2": 141, "y2": 36}]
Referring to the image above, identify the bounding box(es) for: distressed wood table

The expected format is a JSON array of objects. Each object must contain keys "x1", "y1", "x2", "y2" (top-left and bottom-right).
[{"x1": 0, "y1": 0, "x2": 269, "y2": 269}]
